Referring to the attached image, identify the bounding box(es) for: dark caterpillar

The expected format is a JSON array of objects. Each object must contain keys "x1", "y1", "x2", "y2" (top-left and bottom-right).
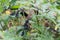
[
  {"x1": 16, "y1": 19, "x2": 31, "y2": 36},
  {"x1": 15, "y1": 8, "x2": 28, "y2": 18},
  {"x1": 21, "y1": 19, "x2": 31, "y2": 36}
]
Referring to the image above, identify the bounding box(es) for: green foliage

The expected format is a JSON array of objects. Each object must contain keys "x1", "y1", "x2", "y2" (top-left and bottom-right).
[{"x1": 0, "y1": 0, "x2": 60, "y2": 40}]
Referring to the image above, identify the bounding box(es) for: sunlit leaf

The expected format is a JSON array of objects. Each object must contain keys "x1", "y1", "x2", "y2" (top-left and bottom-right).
[{"x1": 49, "y1": 0, "x2": 56, "y2": 3}]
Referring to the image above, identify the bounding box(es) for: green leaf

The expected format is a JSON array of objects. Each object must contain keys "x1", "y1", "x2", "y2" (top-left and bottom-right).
[
  {"x1": 0, "y1": 6, "x2": 3, "y2": 12},
  {"x1": 11, "y1": 5, "x2": 20, "y2": 10},
  {"x1": 56, "y1": 5, "x2": 60, "y2": 10},
  {"x1": 10, "y1": 5, "x2": 23, "y2": 10}
]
